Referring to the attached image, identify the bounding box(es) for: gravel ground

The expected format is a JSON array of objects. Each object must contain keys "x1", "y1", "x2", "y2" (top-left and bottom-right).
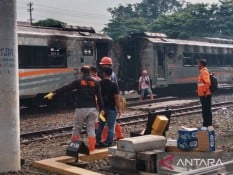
[{"x1": 1, "y1": 94, "x2": 233, "y2": 175}]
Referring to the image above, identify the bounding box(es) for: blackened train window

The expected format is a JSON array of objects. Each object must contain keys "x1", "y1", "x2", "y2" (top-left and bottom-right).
[
  {"x1": 18, "y1": 45, "x2": 67, "y2": 68},
  {"x1": 82, "y1": 41, "x2": 93, "y2": 56},
  {"x1": 48, "y1": 47, "x2": 67, "y2": 67},
  {"x1": 19, "y1": 45, "x2": 48, "y2": 68},
  {"x1": 82, "y1": 45, "x2": 93, "y2": 56}
]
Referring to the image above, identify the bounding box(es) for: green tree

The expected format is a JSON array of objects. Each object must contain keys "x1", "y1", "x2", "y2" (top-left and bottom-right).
[
  {"x1": 103, "y1": 18, "x2": 149, "y2": 40},
  {"x1": 134, "y1": 0, "x2": 182, "y2": 20},
  {"x1": 33, "y1": 18, "x2": 65, "y2": 28},
  {"x1": 214, "y1": 0, "x2": 233, "y2": 37},
  {"x1": 104, "y1": 0, "x2": 182, "y2": 40},
  {"x1": 150, "y1": 3, "x2": 219, "y2": 38}
]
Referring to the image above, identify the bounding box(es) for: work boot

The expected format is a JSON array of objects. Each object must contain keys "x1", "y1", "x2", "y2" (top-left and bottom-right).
[
  {"x1": 115, "y1": 123, "x2": 124, "y2": 140},
  {"x1": 88, "y1": 136, "x2": 96, "y2": 151},
  {"x1": 71, "y1": 135, "x2": 80, "y2": 141},
  {"x1": 101, "y1": 126, "x2": 108, "y2": 143}
]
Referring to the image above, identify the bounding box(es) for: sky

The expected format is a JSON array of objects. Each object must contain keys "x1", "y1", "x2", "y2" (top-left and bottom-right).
[{"x1": 17, "y1": 0, "x2": 219, "y2": 32}]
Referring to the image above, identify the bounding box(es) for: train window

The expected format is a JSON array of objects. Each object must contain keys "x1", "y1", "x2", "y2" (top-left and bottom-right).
[
  {"x1": 183, "y1": 53, "x2": 193, "y2": 66},
  {"x1": 218, "y1": 55, "x2": 225, "y2": 66},
  {"x1": 19, "y1": 45, "x2": 48, "y2": 68},
  {"x1": 18, "y1": 45, "x2": 67, "y2": 68},
  {"x1": 211, "y1": 54, "x2": 218, "y2": 66},
  {"x1": 226, "y1": 54, "x2": 233, "y2": 66},
  {"x1": 204, "y1": 54, "x2": 212, "y2": 66},
  {"x1": 48, "y1": 47, "x2": 67, "y2": 67},
  {"x1": 82, "y1": 48, "x2": 93, "y2": 56},
  {"x1": 82, "y1": 42, "x2": 93, "y2": 56},
  {"x1": 202, "y1": 47, "x2": 207, "y2": 53},
  {"x1": 218, "y1": 48, "x2": 224, "y2": 54},
  {"x1": 193, "y1": 54, "x2": 200, "y2": 66}
]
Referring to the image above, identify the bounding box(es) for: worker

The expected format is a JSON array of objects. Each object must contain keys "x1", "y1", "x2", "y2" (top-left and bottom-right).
[
  {"x1": 99, "y1": 56, "x2": 124, "y2": 140},
  {"x1": 99, "y1": 56, "x2": 118, "y2": 84},
  {"x1": 197, "y1": 59, "x2": 213, "y2": 127},
  {"x1": 90, "y1": 66, "x2": 101, "y2": 81},
  {"x1": 96, "y1": 67, "x2": 122, "y2": 147},
  {"x1": 44, "y1": 65, "x2": 104, "y2": 151},
  {"x1": 138, "y1": 69, "x2": 154, "y2": 100}
]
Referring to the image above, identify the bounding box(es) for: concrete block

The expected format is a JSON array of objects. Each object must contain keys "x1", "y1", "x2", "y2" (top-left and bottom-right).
[
  {"x1": 137, "y1": 149, "x2": 163, "y2": 161},
  {"x1": 117, "y1": 135, "x2": 166, "y2": 152},
  {"x1": 108, "y1": 146, "x2": 136, "y2": 159},
  {"x1": 109, "y1": 155, "x2": 137, "y2": 172},
  {"x1": 137, "y1": 149, "x2": 163, "y2": 173}
]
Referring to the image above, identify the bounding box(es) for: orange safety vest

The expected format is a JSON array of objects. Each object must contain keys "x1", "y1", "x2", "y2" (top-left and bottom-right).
[{"x1": 197, "y1": 67, "x2": 211, "y2": 96}]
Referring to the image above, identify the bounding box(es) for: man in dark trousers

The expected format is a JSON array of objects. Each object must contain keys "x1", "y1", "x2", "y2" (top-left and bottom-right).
[
  {"x1": 96, "y1": 67, "x2": 122, "y2": 147},
  {"x1": 44, "y1": 65, "x2": 104, "y2": 151},
  {"x1": 197, "y1": 59, "x2": 213, "y2": 127},
  {"x1": 99, "y1": 56, "x2": 124, "y2": 140}
]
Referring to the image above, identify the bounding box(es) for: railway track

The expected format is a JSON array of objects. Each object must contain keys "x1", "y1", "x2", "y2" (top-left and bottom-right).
[
  {"x1": 126, "y1": 96, "x2": 178, "y2": 107},
  {"x1": 20, "y1": 100, "x2": 233, "y2": 144}
]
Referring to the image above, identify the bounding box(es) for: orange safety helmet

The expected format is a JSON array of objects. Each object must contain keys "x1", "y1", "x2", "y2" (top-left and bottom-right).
[{"x1": 99, "y1": 57, "x2": 113, "y2": 65}]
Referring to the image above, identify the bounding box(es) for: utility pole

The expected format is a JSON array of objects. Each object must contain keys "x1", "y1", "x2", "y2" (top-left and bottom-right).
[
  {"x1": 27, "y1": 2, "x2": 33, "y2": 25},
  {"x1": 0, "y1": 0, "x2": 20, "y2": 172}
]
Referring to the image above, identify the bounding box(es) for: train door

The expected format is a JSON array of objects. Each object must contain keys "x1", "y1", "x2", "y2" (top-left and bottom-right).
[
  {"x1": 155, "y1": 46, "x2": 167, "y2": 87},
  {"x1": 122, "y1": 39, "x2": 140, "y2": 90},
  {"x1": 96, "y1": 42, "x2": 110, "y2": 66}
]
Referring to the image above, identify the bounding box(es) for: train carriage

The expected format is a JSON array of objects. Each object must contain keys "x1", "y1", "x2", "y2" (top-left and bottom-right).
[
  {"x1": 17, "y1": 22, "x2": 112, "y2": 106},
  {"x1": 113, "y1": 32, "x2": 233, "y2": 96}
]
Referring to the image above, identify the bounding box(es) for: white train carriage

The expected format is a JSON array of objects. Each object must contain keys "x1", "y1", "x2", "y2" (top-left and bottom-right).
[
  {"x1": 17, "y1": 23, "x2": 112, "y2": 106},
  {"x1": 113, "y1": 32, "x2": 233, "y2": 96}
]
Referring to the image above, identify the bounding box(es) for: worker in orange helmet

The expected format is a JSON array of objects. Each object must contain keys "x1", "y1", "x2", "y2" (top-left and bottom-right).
[
  {"x1": 97, "y1": 56, "x2": 124, "y2": 143},
  {"x1": 99, "y1": 56, "x2": 118, "y2": 84}
]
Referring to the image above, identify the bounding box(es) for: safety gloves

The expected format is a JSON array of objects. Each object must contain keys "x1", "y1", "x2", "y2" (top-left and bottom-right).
[
  {"x1": 99, "y1": 111, "x2": 106, "y2": 122},
  {"x1": 44, "y1": 92, "x2": 55, "y2": 100}
]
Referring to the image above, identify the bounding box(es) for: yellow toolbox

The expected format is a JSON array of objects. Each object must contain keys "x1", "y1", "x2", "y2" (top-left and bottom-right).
[{"x1": 151, "y1": 115, "x2": 168, "y2": 136}]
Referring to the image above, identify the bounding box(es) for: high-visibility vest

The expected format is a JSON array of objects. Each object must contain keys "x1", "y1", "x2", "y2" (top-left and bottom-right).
[{"x1": 197, "y1": 67, "x2": 211, "y2": 96}]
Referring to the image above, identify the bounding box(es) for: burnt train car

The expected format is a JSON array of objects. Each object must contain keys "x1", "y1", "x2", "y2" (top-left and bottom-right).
[
  {"x1": 113, "y1": 32, "x2": 233, "y2": 96},
  {"x1": 17, "y1": 22, "x2": 112, "y2": 107}
]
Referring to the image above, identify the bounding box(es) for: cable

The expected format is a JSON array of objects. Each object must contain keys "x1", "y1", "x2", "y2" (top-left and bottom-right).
[
  {"x1": 16, "y1": 1, "x2": 110, "y2": 28},
  {"x1": 17, "y1": 1, "x2": 109, "y2": 19}
]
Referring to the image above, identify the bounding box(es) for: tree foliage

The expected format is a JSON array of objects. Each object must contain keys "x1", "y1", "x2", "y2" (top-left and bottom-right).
[
  {"x1": 104, "y1": 0, "x2": 233, "y2": 39},
  {"x1": 151, "y1": 3, "x2": 218, "y2": 38},
  {"x1": 33, "y1": 18, "x2": 65, "y2": 28},
  {"x1": 104, "y1": 0, "x2": 182, "y2": 40},
  {"x1": 214, "y1": 0, "x2": 233, "y2": 36}
]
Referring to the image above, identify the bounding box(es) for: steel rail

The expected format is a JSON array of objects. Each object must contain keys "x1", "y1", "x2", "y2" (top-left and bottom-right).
[{"x1": 20, "y1": 101, "x2": 233, "y2": 143}]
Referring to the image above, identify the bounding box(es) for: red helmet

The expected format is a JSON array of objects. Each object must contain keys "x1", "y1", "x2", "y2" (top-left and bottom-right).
[{"x1": 99, "y1": 57, "x2": 113, "y2": 65}]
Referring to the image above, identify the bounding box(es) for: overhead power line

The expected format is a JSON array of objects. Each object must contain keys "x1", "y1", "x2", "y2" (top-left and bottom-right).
[{"x1": 17, "y1": 1, "x2": 110, "y2": 30}]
